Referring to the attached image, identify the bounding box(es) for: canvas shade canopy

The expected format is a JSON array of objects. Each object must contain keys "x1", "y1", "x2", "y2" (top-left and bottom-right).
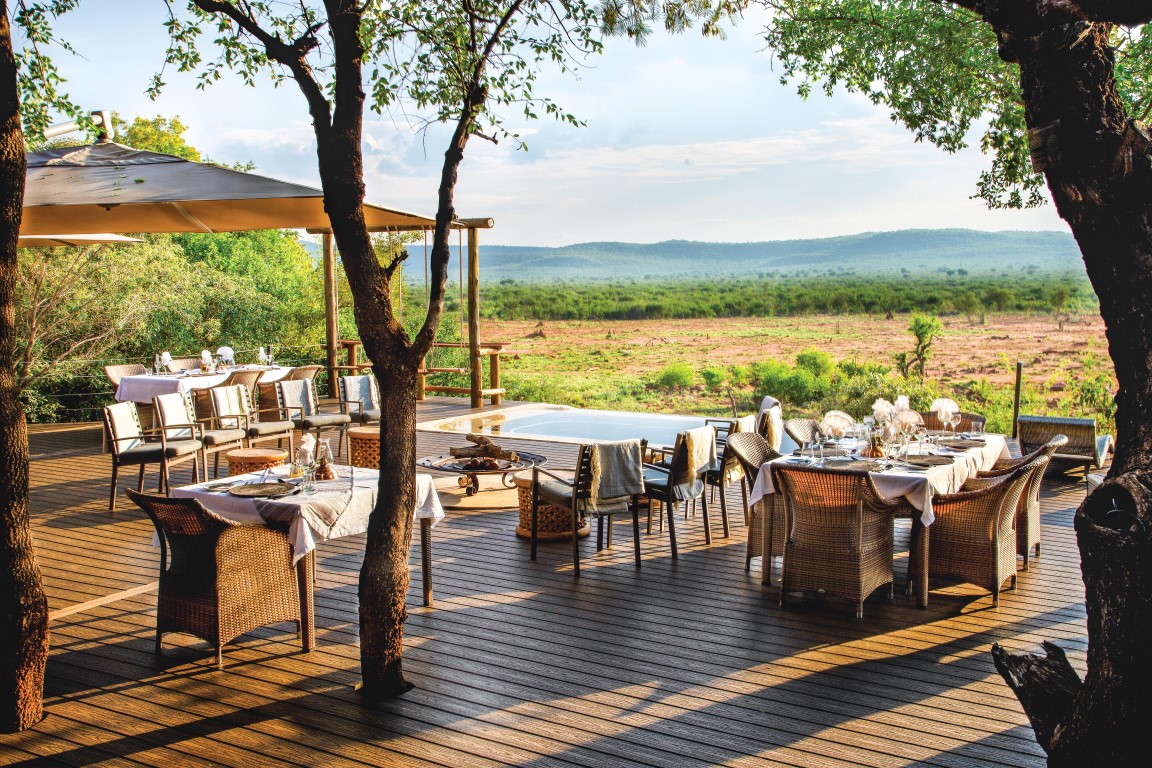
[
  {"x1": 21, "y1": 141, "x2": 437, "y2": 235},
  {"x1": 18, "y1": 233, "x2": 141, "y2": 247}
]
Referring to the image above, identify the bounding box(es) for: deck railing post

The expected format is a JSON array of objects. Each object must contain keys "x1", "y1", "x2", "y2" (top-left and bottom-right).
[{"x1": 1012, "y1": 361, "x2": 1023, "y2": 438}]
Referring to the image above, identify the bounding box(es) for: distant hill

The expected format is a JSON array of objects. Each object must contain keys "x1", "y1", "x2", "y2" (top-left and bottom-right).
[
  {"x1": 302, "y1": 228, "x2": 1083, "y2": 283},
  {"x1": 431, "y1": 229, "x2": 1084, "y2": 283}
]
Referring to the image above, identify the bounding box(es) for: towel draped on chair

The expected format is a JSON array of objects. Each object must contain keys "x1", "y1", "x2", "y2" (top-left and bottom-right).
[{"x1": 589, "y1": 439, "x2": 644, "y2": 511}]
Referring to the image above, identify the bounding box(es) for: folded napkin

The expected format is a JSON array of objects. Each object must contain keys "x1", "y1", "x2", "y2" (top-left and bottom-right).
[
  {"x1": 589, "y1": 439, "x2": 644, "y2": 511},
  {"x1": 684, "y1": 425, "x2": 717, "y2": 480}
]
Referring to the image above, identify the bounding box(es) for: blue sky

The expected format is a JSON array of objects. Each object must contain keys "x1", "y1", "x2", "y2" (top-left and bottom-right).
[{"x1": 39, "y1": 3, "x2": 1066, "y2": 246}]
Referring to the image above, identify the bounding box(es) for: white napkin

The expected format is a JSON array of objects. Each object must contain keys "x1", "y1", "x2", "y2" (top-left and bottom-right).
[
  {"x1": 258, "y1": 346, "x2": 267, "y2": 364},
  {"x1": 200, "y1": 349, "x2": 212, "y2": 365},
  {"x1": 216, "y1": 346, "x2": 235, "y2": 364}
]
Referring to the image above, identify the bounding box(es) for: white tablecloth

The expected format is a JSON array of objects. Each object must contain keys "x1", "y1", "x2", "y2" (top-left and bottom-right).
[
  {"x1": 172, "y1": 467, "x2": 444, "y2": 563},
  {"x1": 115, "y1": 365, "x2": 294, "y2": 404},
  {"x1": 748, "y1": 434, "x2": 1009, "y2": 526}
]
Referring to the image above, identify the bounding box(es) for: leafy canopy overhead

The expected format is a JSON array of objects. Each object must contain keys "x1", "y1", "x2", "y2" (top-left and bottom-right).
[
  {"x1": 158, "y1": 0, "x2": 603, "y2": 147},
  {"x1": 605, "y1": 0, "x2": 1152, "y2": 209}
]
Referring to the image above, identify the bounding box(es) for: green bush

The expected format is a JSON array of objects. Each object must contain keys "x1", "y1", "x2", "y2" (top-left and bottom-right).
[
  {"x1": 654, "y1": 363, "x2": 696, "y2": 391},
  {"x1": 700, "y1": 365, "x2": 727, "y2": 391},
  {"x1": 795, "y1": 348, "x2": 834, "y2": 379}
]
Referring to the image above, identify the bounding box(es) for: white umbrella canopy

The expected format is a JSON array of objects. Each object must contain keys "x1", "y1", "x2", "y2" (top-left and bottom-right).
[
  {"x1": 18, "y1": 233, "x2": 141, "y2": 248},
  {"x1": 21, "y1": 141, "x2": 436, "y2": 235}
]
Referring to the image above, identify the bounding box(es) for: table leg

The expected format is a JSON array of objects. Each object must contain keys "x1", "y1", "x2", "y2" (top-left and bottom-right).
[
  {"x1": 420, "y1": 518, "x2": 433, "y2": 608},
  {"x1": 909, "y1": 517, "x2": 929, "y2": 608},
  {"x1": 297, "y1": 551, "x2": 316, "y2": 650}
]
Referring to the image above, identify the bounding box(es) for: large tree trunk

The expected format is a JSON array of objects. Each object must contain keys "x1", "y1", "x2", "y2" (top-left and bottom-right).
[
  {"x1": 0, "y1": 3, "x2": 49, "y2": 733},
  {"x1": 977, "y1": 5, "x2": 1152, "y2": 764}
]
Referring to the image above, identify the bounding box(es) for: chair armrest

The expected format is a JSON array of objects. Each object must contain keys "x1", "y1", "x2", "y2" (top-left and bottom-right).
[
  {"x1": 642, "y1": 462, "x2": 670, "y2": 475},
  {"x1": 532, "y1": 466, "x2": 577, "y2": 487}
]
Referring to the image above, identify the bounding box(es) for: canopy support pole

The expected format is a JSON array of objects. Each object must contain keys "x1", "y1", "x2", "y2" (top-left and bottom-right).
[
  {"x1": 324, "y1": 233, "x2": 339, "y2": 397},
  {"x1": 467, "y1": 226, "x2": 482, "y2": 408}
]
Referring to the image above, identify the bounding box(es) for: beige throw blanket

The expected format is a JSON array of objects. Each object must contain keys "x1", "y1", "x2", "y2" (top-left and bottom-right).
[
  {"x1": 685, "y1": 425, "x2": 717, "y2": 481},
  {"x1": 589, "y1": 439, "x2": 644, "y2": 512}
]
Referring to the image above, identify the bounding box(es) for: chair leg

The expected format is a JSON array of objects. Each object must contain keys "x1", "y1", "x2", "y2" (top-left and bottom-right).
[
  {"x1": 718, "y1": 484, "x2": 730, "y2": 538},
  {"x1": 856, "y1": 600, "x2": 864, "y2": 620},
  {"x1": 216, "y1": 645, "x2": 224, "y2": 670},
  {"x1": 572, "y1": 503, "x2": 581, "y2": 578},
  {"x1": 155, "y1": 629, "x2": 162, "y2": 655},
  {"x1": 700, "y1": 493, "x2": 712, "y2": 545},
  {"x1": 530, "y1": 488, "x2": 539, "y2": 560},
  {"x1": 161, "y1": 461, "x2": 171, "y2": 495},
  {"x1": 137, "y1": 464, "x2": 146, "y2": 493},
  {"x1": 213, "y1": 452, "x2": 220, "y2": 479},
  {"x1": 666, "y1": 499, "x2": 678, "y2": 559},
  {"x1": 596, "y1": 516, "x2": 604, "y2": 551},
  {"x1": 740, "y1": 478, "x2": 750, "y2": 526},
  {"x1": 109, "y1": 462, "x2": 120, "y2": 513},
  {"x1": 606, "y1": 514, "x2": 613, "y2": 548},
  {"x1": 632, "y1": 501, "x2": 642, "y2": 568}
]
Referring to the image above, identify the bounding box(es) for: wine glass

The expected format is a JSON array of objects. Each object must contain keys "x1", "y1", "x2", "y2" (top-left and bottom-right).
[
  {"x1": 296, "y1": 445, "x2": 316, "y2": 493},
  {"x1": 944, "y1": 412, "x2": 960, "y2": 438}
]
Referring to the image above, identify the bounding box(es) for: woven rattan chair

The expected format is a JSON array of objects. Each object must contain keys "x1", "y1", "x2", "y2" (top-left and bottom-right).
[
  {"x1": 919, "y1": 410, "x2": 987, "y2": 433},
  {"x1": 339, "y1": 374, "x2": 381, "y2": 425},
  {"x1": 103, "y1": 402, "x2": 201, "y2": 512},
  {"x1": 1017, "y1": 415, "x2": 1112, "y2": 478},
  {"x1": 166, "y1": 357, "x2": 202, "y2": 372},
  {"x1": 194, "y1": 368, "x2": 264, "y2": 419},
  {"x1": 211, "y1": 384, "x2": 295, "y2": 454},
  {"x1": 928, "y1": 464, "x2": 1033, "y2": 607},
  {"x1": 529, "y1": 440, "x2": 645, "y2": 577},
  {"x1": 276, "y1": 379, "x2": 350, "y2": 456},
  {"x1": 771, "y1": 463, "x2": 900, "y2": 618},
  {"x1": 287, "y1": 364, "x2": 324, "y2": 382},
  {"x1": 975, "y1": 436, "x2": 1066, "y2": 569},
  {"x1": 783, "y1": 418, "x2": 821, "y2": 448},
  {"x1": 103, "y1": 363, "x2": 147, "y2": 388},
  {"x1": 154, "y1": 391, "x2": 246, "y2": 480},
  {"x1": 727, "y1": 431, "x2": 785, "y2": 582},
  {"x1": 642, "y1": 428, "x2": 715, "y2": 556},
  {"x1": 125, "y1": 490, "x2": 303, "y2": 668}
]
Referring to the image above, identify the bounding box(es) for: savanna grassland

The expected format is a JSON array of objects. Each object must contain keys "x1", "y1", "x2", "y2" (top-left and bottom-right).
[{"x1": 470, "y1": 312, "x2": 1114, "y2": 434}]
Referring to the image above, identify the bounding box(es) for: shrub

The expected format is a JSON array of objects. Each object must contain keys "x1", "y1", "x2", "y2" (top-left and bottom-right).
[
  {"x1": 700, "y1": 365, "x2": 727, "y2": 391},
  {"x1": 654, "y1": 362, "x2": 695, "y2": 391},
  {"x1": 795, "y1": 348, "x2": 834, "y2": 379}
]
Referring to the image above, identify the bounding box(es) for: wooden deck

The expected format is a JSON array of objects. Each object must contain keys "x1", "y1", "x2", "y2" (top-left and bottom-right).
[{"x1": 2, "y1": 397, "x2": 1089, "y2": 767}]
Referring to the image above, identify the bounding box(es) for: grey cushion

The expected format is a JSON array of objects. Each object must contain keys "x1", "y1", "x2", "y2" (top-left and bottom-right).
[
  {"x1": 120, "y1": 440, "x2": 202, "y2": 463},
  {"x1": 354, "y1": 408, "x2": 381, "y2": 424},
  {"x1": 201, "y1": 428, "x2": 246, "y2": 446},
  {"x1": 298, "y1": 413, "x2": 351, "y2": 430},
  {"x1": 249, "y1": 420, "x2": 294, "y2": 437},
  {"x1": 642, "y1": 467, "x2": 702, "y2": 502},
  {"x1": 534, "y1": 478, "x2": 631, "y2": 517}
]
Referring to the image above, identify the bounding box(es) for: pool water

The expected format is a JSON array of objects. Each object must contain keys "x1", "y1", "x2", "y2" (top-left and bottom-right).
[{"x1": 421, "y1": 405, "x2": 711, "y2": 447}]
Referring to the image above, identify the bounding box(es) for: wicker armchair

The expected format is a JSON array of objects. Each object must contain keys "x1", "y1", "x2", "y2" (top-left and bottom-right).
[
  {"x1": 919, "y1": 410, "x2": 987, "y2": 433},
  {"x1": 211, "y1": 384, "x2": 295, "y2": 454},
  {"x1": 276, "y1": 379, "x2": 351, "y2": 457},
  {"x1": 770, "y1": 464, "x2": 900, "y2": 618},
  {"x1": 339, "y1": 374, "x2": 382, "y2": 424},
  {"x1": 103, "y1": 402, "x2": 201, "y2": 512},
  {"x1": 1017, "y1": 415, "x2": 1112, "y2": 474},
  {"x1": 125, "y1": 490, "x2": 303, "y2": 668},
  {"x1": 287, "y1": 364, "x2": 324, "y2": 382},
  {"x1": 976, "y1": 436, "x2": 1065, "y2": 570},
  {"x1": 166, "y1": 357, "x2": 202, "y2": 372},
  {"x1": 727, "y1": 431, "x2": 784, "y2": 582},
  {"x1": 928, "y1": 464, "x2": 1033, "y2": 607},
  {"x1": 642, "y1": 428, "x2": 715, "y2": 557},
  {"x1": 529, "y1": 440, "x2": 645, "y2": 577},
  {"x1": 783, "y1": 418, "x2": 821, "y2": 448},
  {"x1": 103, "y1": 363, "x2": 147, "y2": 388},
  {"x1": 154, "y1": 391, "x2": 246, "y2": 480}
]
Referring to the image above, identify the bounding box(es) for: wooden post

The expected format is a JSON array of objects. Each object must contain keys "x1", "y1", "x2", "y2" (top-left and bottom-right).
[
  {"x1": 323, "y1": 233, "x2": 339, "y2": 398},
  {"x1": 467, "y1": 226, "x2": 482, "y2": 408},
  {"x1": 489, "y1": 351, "x2": 501, "y2": 406},
  {"x1": 1012, "y1": 361, "x2": 1024, "y2": 438}
]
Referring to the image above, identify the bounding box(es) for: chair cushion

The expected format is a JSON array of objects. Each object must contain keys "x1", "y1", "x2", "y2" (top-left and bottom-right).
[
  {"x1": 202, "y1": 428, "x2": 246, "y2": 446},
  {"x1": 249, "y1": 420, "x2": 294, "y2": 437},
  {"x1": 534, "y1": 478, "x2": 631, "y2": 518},
  {"x1": 355, "y1": 408, "x2": 381, "y2": 424},
  {"x1": 299, "y1": 413, "x2": 352, "y2": 429},
  {"x1": 120, "y1": 439, "x2": 202, "y2": 463}
]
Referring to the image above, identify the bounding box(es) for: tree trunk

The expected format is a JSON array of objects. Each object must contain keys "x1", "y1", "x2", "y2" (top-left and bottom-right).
[
  {"x1": 977, "y1": 6, "x2": 1152, "y2": 764},
  {"x1": 0, "y1": 3, "x2": 49, "y2": 733},
  {"x1": 356, "y1": 362, "x2": 418, "y2": 699}
]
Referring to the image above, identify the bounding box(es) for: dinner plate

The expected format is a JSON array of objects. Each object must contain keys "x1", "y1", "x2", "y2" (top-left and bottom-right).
[{"x1": 227, "y1": 481, "x2": 299, "y2": 498}]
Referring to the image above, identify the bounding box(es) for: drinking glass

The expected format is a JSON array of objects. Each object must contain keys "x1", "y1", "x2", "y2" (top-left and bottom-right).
[
  {"x1": 945, "y1": 412, "x2": 960, "y2": 437},
  {"x1": 803, "y1": 440, "x2": 823, "y2": 464}
]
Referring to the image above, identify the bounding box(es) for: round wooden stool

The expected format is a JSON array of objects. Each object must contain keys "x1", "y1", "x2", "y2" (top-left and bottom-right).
[
  {"x1": 226, "y1": 447, "x2": 289, "y2": 476},
  {"x1": 348, "y1": 426, "x2": 380, "y2": 469},
  {"x1": 512, "y1": 473, "x2": 590, "y2": 541}
]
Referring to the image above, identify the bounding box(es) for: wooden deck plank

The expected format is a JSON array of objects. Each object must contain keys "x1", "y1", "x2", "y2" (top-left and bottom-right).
[{"x1": 0, "y1": 398, "x2": 1092, "y2": 767}]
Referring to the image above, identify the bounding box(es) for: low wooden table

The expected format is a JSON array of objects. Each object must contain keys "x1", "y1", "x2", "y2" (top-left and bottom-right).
[{"x1": 226, "y1": 447, "x2": 289, "y2": 476}]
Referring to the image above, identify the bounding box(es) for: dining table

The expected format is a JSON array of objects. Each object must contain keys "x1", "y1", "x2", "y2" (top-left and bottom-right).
[
  {"x1": 114, "y1": 365, "x2": 295, "y2": 404},
  {"x1": 172, "y1": 466, "x2": 445, "y2": 650},
  {"x1": 748, "y1": 433, "x2": 1011, "y2": 607}
]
